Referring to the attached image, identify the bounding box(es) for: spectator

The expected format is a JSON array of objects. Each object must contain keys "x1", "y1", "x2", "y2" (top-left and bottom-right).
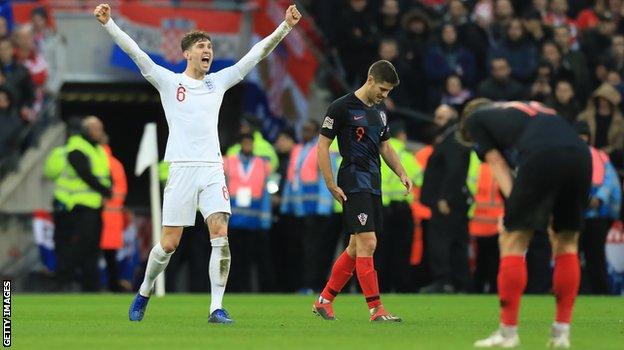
[
  {"x1": 575, "y1": 121, "x2": 622, "y2": 295},
  {"x1": 334, "y1": 0, "x2": 378, "y2": 88},
  {"x1": 522, "y1": 9, "x2": 549, "y2": 47},
  {"x1": 472, "y1": 0, "x2": 494, "y2": 30},
  {"x1": 446, "y1": 0, "x2": 490, "y2": 80},
  {"x1": 0, "y1": 38, "x2": 35, "y2": 114},
  {"x1": 225, "y1": 133, "x2": 274, "y2": 292},
  {"x1": 489, "y1": 0, "x2": 515, "y2": 43},
  {"x1": 420, "y1": 105, "x2": 472, "y2": 293},
  {"x1": 478, "y1": 57, "x2": 526, "y2": 101},
  {"x1": 530, "y1": 61, "x2": 553, "y2": 101},
  {"x1": 401, "y1": 9, "x2": 432, "y2": 111},
  {"x1": 488, "y1": 18, "x2": 538, "y2": 84},
  {"x1": 543, "y1": 0, "x2": 580, "y2": 49},
  {"x1": 578, "y1": 82, "x2": 624, "y2": 154},
  {"x1": 0, "y1": 87, "x2": 22, "y2": 156},
  {"x1": 226, "y1": 116, "x2": 279, "y2": 171},
  {"x1": 528, "y1": 0, "x2": 549, "y2": 18},
  {"x1": 0, "y1": 16, "x2": 9, "y2": 40},
  {"x1": 377, "y1": 37, "x2": 416, "y2": 111},
  {"x1": 425, "y1": 23, "x2": 476, "y2": 108},
  {"x1": 606, "y1": 70, "x2": 624, "y2": 109},
  {"x1": 377, "y1": 0, "x2": 402, "y2": 38},
  {"x1": 541, "y1": 41, "x2": 575, "y2": 85},
  {"x1": 605, "y1": 35, "x2": 624, "y2": 79},
  {"x1": 30, "y1": 6, "x2": 66, "y2": 96},
  {"x1": 554, "y1": 25, "x2": 591, "y2": 101},
  {"x1": 545, "y1": 79, "x2": 582, "y2": 124},
  {"x1": 441, "y1": 74, "x2": 472, "y2": 112},
  {"x1": 14, "y1": 24, "x2": 48, "y2": 91},
  {"x1": 576, "y1": 0, "x2": 608, "y2": 31},
  {"x1": 581, "y1": 12, "x2": 618, "y2": 70}
]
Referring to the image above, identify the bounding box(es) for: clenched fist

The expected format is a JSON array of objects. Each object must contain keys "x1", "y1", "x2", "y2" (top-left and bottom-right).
[
  {"x1": 285, "y1": 5, "x2": 302, "y2": 27},
  {"x1": 94, "y1": 3, "x2": 111, "y2": 25}
]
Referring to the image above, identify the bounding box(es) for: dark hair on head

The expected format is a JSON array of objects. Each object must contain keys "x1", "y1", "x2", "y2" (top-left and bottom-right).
[
  {"x1": 456, "y1": 98, "x2": 492, "y2": 145},
  {"x1": 278, "y1": 126, "x2": 297, "y2": 141},
  {"x1": 180, "y1": 30, "x2": 212, "y2": 52},
  {"x1": 239, "y1": 132, "x2": 254, "y2": 143},
  {"x1": 304, "y1": 119, "x2": 321, "y2": 132},
  {"x1": 368, "y1": 60, "x2": 400, "y2": 86},
  {"x1": 30, "y1": 6, "x2": 48, "y2": 20}
]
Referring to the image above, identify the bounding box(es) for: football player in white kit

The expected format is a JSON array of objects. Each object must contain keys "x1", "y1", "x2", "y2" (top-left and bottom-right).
[{"x1": 94, "y1": 3, "x2": 301, "y2": 323}]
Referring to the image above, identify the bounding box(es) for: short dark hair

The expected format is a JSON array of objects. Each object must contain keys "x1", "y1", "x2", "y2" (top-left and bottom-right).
[
  {"x1": 180, "y1": 31, "x2": 212, "y2": 52},
  {"x1": 239, "y1": 132, "x2": 254, "y2": 143},
  {"x1": 368, "y1": 60, "x2": 400, "y2": 86}
]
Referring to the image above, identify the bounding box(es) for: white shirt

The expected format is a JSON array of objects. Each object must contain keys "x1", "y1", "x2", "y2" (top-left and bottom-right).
[{"x1": 103, "y1": 18, "x2": 291, "y2": 163}]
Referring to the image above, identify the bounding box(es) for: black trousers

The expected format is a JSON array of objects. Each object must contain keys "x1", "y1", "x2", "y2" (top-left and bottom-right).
[
  {"x1": 377, "y1": 201, "x2": 414, "y2": 292},
  {"x1": 228, "y1": 228, "x2": 274, "y2": 292},
  {"x1": 301, "y1": 214, "x2": 340, "y2": 291},
  {"x1": 54, "y1": 205, "x2": 102, "y2": 292},
  {"x1": 427, "y1": 207, "x2": 470, "y2": 290},
  {"x1": 581, "y1": 218, "x2": 611, "y2": 294},
  {"x1": 473, "y1": 235, "x2": 499, "y2": 294},
  {"x1": 103, "y1": 249, "x2": 120, "y2": 292},
  {"x1": 269, "y1": 214, "x2": 302, "y2": 292},
  {"x1": 165, "y1": 213, "x2": 210, "y2": 292}
]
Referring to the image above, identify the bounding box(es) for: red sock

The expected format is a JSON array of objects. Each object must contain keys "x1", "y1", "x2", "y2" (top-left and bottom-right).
[
  {"x1": 498, "y1": 255, "x2": 527, "y2": 326},
  {"x1": 355, "y1": 257, "x2": 381, "y2": 309},
  {"x1": 320, "y1": 251, "x2": 356, "y2": 302},
  {"x1": 553, "y1": 253, "x2": 580, "y2": 324}
]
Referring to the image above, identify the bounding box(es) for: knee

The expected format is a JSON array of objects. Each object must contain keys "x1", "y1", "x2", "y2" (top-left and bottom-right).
[
  {"x1": 346, "y1": 243, "x2": 357, "y2": 257},
  {"x1": 498, "y1": 231, "x2": 531, "y2": 256},
  {"x1": 552, "y1": 232, "x2": 579, "y2": 255},
  {"x1": 357, "y1": 237, "x2": 377, "y2": 256}
]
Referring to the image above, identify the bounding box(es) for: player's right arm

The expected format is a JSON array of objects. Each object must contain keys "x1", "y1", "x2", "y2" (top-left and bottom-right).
[
  {"x1": 318, "y1": 134, "x2": 347, "y2": 204},
  {"x1": 94, "y1": 3, "x2": 166, "y2": 88}
]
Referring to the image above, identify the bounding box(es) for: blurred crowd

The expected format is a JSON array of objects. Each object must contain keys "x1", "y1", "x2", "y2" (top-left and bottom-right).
[{"x1": 0, "y1": 5, "x2": 63, "y2": 176}]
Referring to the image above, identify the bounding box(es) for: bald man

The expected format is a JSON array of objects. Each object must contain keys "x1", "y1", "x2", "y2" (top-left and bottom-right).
[
  {"x1": 53, "y1": 115, "x2": 111, "y2": 291},
  {"x1": 420, "y1": 104, "x2": 472, "y2": 293}
]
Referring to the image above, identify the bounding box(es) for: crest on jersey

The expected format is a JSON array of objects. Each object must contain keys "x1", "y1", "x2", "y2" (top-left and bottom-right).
[
  {"x1": 161, "y1": 18, "x2": 196, "y2": 63},
  {"x1": 358, "y1": 213, "x2": 368, "y2": 226},
  {"x1": 322, "y1": 116, "x2": 334, "y2": 130},
  {"x1": 379, "y1": 111, "x2": 387, "y2": 126},
  {"x1": 204, "y1": 79, "x2": 215, "y2": 92}
]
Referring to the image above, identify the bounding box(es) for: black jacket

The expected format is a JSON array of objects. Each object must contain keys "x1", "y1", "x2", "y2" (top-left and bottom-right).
[{"x1": 421, "y1": 123, "x2": 471, "y2": 210}]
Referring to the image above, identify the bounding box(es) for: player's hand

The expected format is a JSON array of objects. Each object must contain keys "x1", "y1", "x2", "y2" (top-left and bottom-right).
[
  {"x1": 497, "y1": 215, "x2": 507, "y2": 235},
  {"x1": 437, "y1": 199, "x2": 451, "y2": 215},
  {"x1": 328, "y1": 184, "x2": 347, "y2": 204},
  {"x1": 285, "y1": 5, "x2": 302, "y2": 27},
  {"x1": 400, "y1": 173, "x2": 413, "y2": 195},
  {"x1": 94, "y1": 3, "x2": 111, "y2": 25}
]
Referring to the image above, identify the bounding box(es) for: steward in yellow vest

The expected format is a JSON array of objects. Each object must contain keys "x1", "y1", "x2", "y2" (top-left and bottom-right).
[{"x1": 45, "y1": 116, "x2": 111, "y2": 292}]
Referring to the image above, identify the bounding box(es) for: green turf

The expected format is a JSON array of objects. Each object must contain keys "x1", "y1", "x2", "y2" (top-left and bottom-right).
[{"x1": 11, "y1": 294, "x2": 624, "y2": 349}]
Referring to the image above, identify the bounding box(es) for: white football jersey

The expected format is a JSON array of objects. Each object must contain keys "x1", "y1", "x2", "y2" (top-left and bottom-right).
[{"x1": 144, "y1": 66, "x2": 241, "y2": 163}]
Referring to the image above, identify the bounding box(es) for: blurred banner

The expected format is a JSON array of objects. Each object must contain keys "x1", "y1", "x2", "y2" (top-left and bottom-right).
[
  {"x1": 244, "y1": 0, "x2": 318, "y2": 141},
  {"x1": 110, "y1": 3, "x2": 241, "y2": 74}
]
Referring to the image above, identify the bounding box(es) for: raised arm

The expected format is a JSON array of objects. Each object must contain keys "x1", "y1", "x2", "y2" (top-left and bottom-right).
[
  {"x1": 218, "y1": 5, "x2": 301, "y2": 89},
  {"x1": 94, "y1": 4, "x2": 161, "y2": 85}
]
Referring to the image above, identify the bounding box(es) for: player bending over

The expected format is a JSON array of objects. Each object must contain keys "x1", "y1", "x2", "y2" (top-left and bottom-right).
[
  {"x1": 458, "y1": 99, "x2": 592, "y2": 348},
  {"x1": 94, "y1": 3, "x2": 301, "y2": 324}
]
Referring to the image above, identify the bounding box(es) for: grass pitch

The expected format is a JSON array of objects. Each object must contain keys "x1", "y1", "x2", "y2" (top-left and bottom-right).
[{"x1": 13, "y1": 294, "x2": 624, "y2": 349}]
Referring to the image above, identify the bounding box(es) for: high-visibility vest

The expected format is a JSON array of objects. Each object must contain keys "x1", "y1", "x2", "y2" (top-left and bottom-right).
[
  {"x1": 54, "y1": 135, "x2": 111, "y2": 210},
  {"x1": 44, "y1": 146, "x2": 67, "y2": 180},
  {"x1": 280, "y1": 139, "x2": 333, "y2": 216},
  {"x1": 224, "y1": 153, "x2": 272, "y2": 230},
  {"x1": 330, "y1": 140, "x2": 343, "y2": 213},
  {"x1": 158, "y1": 161, "x2": 169, "y2": 185},
  {"x1": 590, "y1": 147, "x2": 609, "y2": 186},
  {"x1": 101, "y1": 145, "x2": 127, "y2": 250},
  {"x1": 381, "y1": 138, "x2": 420, "y2": 206},
  {"x1": 226, "y1": 131, "x2": 279, "y2": 171},
  {"x1": 466, "y1": 151, "x2": 481, "y2": 218},
  {"x1": 469, "y1": 163, "x2": 505, "y2": 237}
]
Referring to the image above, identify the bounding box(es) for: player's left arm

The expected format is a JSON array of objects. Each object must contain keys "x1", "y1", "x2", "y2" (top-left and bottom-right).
[
  {"x1": 218, "y1": 5, "x2": 301, "y2": 89},
  {"x1": 484, "y1": 149, "x2": 513, "y2": 198},
  {"x1": 380, "y1": 140, "x2": 413, "y2": 195}
]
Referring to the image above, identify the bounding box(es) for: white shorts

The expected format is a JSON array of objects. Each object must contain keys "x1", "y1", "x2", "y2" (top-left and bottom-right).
[{"x1": 162, "y1": 163, "x2": 231, "y2": 227}]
